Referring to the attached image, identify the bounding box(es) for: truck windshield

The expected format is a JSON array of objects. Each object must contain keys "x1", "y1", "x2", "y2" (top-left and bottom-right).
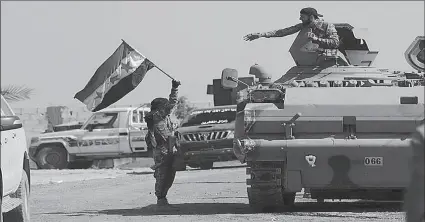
[
  {"x1": 84, "y1": 112, "x2": 119, "y2": 130},
  {"x1": 180, "y1": 107, "x2": 236, "y2": 127}
]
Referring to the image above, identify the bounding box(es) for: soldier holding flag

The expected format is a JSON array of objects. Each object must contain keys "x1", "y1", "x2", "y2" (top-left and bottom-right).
[
  {"x1": 144, "y1": 79, "x2": 182, "y2": 207},
  {"x1": 74, "y1": 39, "x2": 183, "y2": 207}
]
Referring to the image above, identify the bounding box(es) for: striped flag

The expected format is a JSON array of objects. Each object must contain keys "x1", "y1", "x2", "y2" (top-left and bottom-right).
[{"x1": 74, "y1": 40, "x2": 155, "y2": 112}]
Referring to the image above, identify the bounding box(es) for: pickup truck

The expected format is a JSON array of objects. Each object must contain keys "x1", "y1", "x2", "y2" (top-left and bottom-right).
[
  {"x1": 1, "y1": 94, "x2": 31, "y2": 222},
  {"x1": 28, "y1": 106, "x2": 151, "y2": 169},
  {"x1": 176, "y1": 105, "x2": 236, "y2": 170}
]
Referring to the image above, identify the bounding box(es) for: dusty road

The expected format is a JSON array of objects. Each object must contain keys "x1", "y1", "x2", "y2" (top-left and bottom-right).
[{"x1": 28, "y1": 161, "x2": 405, "y2": 222}]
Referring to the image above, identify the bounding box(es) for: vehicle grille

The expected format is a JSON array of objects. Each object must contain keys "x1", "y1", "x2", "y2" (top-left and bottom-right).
[{"x1": 183, "y1": 131, "x2": 230, "y2": 141}]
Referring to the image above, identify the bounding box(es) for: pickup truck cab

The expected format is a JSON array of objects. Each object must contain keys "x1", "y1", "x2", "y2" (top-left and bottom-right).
[
  {"x1": 1, "y1": 95, "x2": 31, "y2": 222},
  {"x1": 176, "y1": 105, "x2": 236, "y2": 169},
  {"x1": 29, "y1": 106, "x2": 151, "y2": 169}
]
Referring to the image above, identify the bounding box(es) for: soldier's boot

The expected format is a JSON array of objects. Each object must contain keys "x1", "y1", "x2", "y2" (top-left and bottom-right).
[
  {"x1": 157, "y1": 197, "x2": 169, "y2": 206},
  {"x1": 156, "y1": 197, "x2": 178, "y2": 209}
]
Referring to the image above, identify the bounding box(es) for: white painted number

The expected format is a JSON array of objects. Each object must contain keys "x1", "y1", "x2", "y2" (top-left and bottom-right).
[{"x1": 364, "y1": 157, "x2": 383, "y2": 166}]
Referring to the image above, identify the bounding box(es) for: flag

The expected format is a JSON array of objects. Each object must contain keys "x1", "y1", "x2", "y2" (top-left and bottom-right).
[{"x1": 74, "y1": 40, "x2": 155, "y2": 112}]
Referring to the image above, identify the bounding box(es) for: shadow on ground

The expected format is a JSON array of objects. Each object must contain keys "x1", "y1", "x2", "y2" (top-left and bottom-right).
[
  {"x1": 188, "y1": 164, "x2": 247, "y2": 171},
  {"x1": 126, "y1": 164, "x2": 246, "y2": 176},
  {"x1": 44, "y1": 201, "x2": 402, "y2": 218}
]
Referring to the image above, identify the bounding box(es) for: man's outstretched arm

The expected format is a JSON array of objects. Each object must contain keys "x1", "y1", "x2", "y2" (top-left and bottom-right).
[
  {"x1": 261, "y1": 23, "x2": 303, "y2": 38},
  {"x1": 244, "y1": 23, "x2": 303, "y2": 41}
]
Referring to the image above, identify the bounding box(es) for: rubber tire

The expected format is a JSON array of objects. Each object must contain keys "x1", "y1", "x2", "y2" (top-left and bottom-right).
[
  {"x1": 5, "y1": 170, "x2": 30, "y2": 222},
  {"x1": 199, "y1": 161, "x2": 213, "y2": 170},
  {"x1": 174, "y1": 161, "x2": 187, "y2": 171},
  {"x1": 282, "y1": 192, "x2": 296, "y2": 206},
  {"x1": 68, "y1": 161, "x2": 93, "y2": 169},
  {"x1": 36, "y1": 146, "x2": 69, "y2": 169},
  {"x1": 187, "y1": 163, "x2": 200, "y2": 168},
  {"x1": 172, "y1": 155, "x2": 187, "y2": 171}
]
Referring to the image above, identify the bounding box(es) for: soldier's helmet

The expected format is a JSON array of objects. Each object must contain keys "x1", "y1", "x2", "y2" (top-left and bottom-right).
[{"x1": 150, "y1": 97, "x2": 169, "y2": 111}]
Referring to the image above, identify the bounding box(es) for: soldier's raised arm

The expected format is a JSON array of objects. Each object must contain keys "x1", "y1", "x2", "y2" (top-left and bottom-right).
[
  {"x1": 309, "y1": 23, "x2": 340, "y2": 49},
  {"x1": 166, "y1": 80, "x2": 180, "y2": 113},
  {"x1": 244, "y1": 23, "x2": 303, "y2": 41}
]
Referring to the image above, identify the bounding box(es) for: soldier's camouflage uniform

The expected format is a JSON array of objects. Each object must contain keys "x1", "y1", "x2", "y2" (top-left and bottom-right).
[
  {"x1": 261, "y1": 18, "x2": 340, "y2": 50},
  {"x1": 404, "y1": 124, "x2": 424, "y2": 222},
  {"x1": 144, "y1": 83, "x2": 179, "y2": 205}
]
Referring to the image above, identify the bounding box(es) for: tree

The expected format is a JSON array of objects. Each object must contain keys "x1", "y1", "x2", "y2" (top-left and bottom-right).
[
  {"x1": 1, "y1": 85, "x2": 34, "y2": 103},
  {"x1": 173, "y1": 96, "x2": 196, "y2": 120}
]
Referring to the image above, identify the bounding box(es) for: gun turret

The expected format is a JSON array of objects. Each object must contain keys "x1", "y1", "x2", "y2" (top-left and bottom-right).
[{"x1": 249, "y1": 64, "x2": 272, "y2": 85}]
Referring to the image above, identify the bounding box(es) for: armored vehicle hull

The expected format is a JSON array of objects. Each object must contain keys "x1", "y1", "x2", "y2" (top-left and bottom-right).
[
  {"x1": 238, "y1": 87, "x2": 423, "y2": 210},
  {"x1": 221, "y1": 23, "x2": 424, "y2": 212}
]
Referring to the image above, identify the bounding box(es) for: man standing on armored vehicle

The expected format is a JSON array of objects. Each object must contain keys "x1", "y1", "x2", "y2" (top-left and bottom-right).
[
  {"x1": 243, "y1": 7, "x2": 340, "y2": 50},
  {"x1": 145, "y1": 79, "x2": 181, "y2": 207}
]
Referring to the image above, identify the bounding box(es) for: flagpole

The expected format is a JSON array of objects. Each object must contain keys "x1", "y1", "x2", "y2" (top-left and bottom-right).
[{"x1": 121, "y1": 39, "x2": 177, "y2": 81}]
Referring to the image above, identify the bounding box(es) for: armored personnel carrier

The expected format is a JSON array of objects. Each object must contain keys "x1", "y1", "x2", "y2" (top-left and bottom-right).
[{"x1": 221, "y1": 23, "x2": 424, "y2": 212}]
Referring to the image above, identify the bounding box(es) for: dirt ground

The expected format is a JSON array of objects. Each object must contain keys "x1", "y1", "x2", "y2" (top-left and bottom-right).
[{"x1": 26, "y1": 159, "x2": 406, "y2": 222}]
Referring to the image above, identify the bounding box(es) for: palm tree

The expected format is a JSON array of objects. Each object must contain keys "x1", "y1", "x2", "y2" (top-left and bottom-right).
[{"x1": 1, "y1": 85, "x2": 34, "y2": 103}]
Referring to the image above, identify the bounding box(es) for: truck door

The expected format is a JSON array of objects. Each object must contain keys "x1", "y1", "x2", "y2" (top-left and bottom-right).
[
  {"x1": 128, "y1": 109, "x2": 148, "y2": 153},
  {"x1": 0, "y1": 95, "x2": 25, "y2": 194},
  {"x1": 78, "y1": 112, "x2": 121, "y2": 155}
]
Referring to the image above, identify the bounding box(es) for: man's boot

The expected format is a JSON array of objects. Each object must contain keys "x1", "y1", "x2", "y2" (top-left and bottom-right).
[
  {"x1": 156, "y1": 197, "x2": 178, "y2": 209},
  {"x1": 157, "y1": 197, "x2": 169, "y2": 206}
]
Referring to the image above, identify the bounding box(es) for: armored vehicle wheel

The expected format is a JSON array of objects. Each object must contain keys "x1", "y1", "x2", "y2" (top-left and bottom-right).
[
  {"x1": 36, "y1": 146, "x2": 68, "y2": 169},
  {"x1": 4, "y1": 171, "x2": 30, "y2": 222},
  {"x1": 246, "y1": 161, "x2": 295, "y2": 212},
  {"x1": 199, "y1": 161, "x2": 213, "y2": 170}
]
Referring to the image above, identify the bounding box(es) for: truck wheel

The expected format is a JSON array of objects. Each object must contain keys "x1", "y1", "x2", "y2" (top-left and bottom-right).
[
  {"x1": 175, "y1": 164, "x2": 187, "y2": 171},
  {"x1": 282, "y1": 192, "x2": 296, "y2": 206},
  {"x1": 5, "y1": 170, "x2": 30, "y2": 222},
  {"x1": 188, "y1": 163, "x2": 200, "y2": 168},
  {"x1": 36, "y1": 146, "x2": 68, "y2": 169},
  {"x1": 199, "y1": 161, "x2": 213, "y2": 170},
  {"x1": 68, "y1": 161, "x2": 93, "y2": 169}
]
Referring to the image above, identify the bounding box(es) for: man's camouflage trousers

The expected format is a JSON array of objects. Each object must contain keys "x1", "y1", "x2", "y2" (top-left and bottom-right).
[{"x1": 153, "y1": 152, "x2": 176, "y2": 199}]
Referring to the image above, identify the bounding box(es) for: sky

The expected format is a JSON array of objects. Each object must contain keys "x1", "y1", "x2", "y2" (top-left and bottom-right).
[{"x1": 1, "y1": 1, "x2": 424, "y2": 109}]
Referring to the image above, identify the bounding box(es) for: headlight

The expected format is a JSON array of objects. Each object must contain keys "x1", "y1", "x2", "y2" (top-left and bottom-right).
[
  {"x1": 175, "y1": 131, "x2": 183, "y2": 140},
  {"x1": 249, "y1": 89, "x2": 283, "y2": 103},
  {"x1": 244, "y1": 109, "x2": 256, "y2": 132},
  {"x1": 240, "y1": 138, "x2": 256, "y2": 153}
]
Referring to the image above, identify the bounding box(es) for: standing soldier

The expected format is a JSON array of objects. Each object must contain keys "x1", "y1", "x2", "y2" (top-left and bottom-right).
[
  {"x1": 243, "y1": 7, "x2": 340, "y2": 50},
  {"x1": 145, "y1": 79, "x2": 181, "y2": 207},
  {"x1": 404, "y1": 123, "x2": 424, "y2": 222}
]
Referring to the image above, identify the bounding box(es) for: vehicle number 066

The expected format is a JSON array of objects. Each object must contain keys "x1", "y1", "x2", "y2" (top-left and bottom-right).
[{"x1": 364, "y1": 157, "x2": 383, "y2": 166}]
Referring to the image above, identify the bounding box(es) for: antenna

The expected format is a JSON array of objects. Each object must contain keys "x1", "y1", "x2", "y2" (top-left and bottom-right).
[{"x1": 226, "y1": 76, "x2": 250, "y2": 87}]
